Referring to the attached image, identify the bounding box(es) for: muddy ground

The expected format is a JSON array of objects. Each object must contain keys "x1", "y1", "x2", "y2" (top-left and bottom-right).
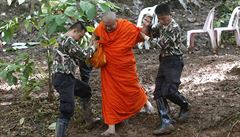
[{"x1": 1, "y1": 0, "x2": 240, "y2": 137}]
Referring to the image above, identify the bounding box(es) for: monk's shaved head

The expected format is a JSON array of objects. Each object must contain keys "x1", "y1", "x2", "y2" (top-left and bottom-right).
[
  {"x1": 102, "y1": 11, "x2": 117, "y2": 32},
  {"x1": 102, "y1": 11, "x2": 116, "y2": 22}
]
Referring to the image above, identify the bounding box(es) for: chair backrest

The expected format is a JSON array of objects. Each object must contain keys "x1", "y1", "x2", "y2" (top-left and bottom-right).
[
  {"x1": 136, "y1": 5, "x2": 157, "y2": 27},
  {"x1": 203, "y1": 7, "x2": 215, "y2": 30},
  {"x1": 227, "y1": 6, "x2": 240, "y2": 27}
]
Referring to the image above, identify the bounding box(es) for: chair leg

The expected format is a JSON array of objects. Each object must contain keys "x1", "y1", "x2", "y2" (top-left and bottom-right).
[
  {"x1": 234, "y1": 29, "x2": 240, "y2": 46},
  {"x1": 216, "y1": 30, "x2": 222, "y2": 47},
  {"x1": 207, "y1": 30, "x2": 217, "y2": 52},
  {"x1": 187, "y1": 32, "x2": 191, "y2": 48}
]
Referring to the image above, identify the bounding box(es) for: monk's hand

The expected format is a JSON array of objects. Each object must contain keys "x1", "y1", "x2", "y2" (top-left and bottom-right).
[
  {"x1": 142, "y1": 15, "x2": 152, "y2": 27},
  {"x1": 140, "y1": 32, "x2": 150, "y2": 41}
]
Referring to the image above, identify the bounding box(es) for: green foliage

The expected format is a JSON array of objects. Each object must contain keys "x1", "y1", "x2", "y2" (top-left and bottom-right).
[
  {"x1": 214, "y1": 0, "x2": 240, "y2": 27},
  {"x1": 38, "y1": 0, "x2": 119, "y2": 37},
  {"x1": 0, "y1": 0, "x2": 119, "y2": 100},
  {"x1": 1, "y1": 0, "x2": 119, "y2": 43},
  {"x1": 0, "y1": 17, "x2": 19, "y2": 43},
  {"x1": 0, "y1": 53, "x2": 40, "y2": 99},
  {"x1": 214, "y1": 0, "x2": 240, "y2": 45}
]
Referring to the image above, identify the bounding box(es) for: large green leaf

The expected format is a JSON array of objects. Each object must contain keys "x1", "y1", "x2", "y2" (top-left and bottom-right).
[
  {"x1": 7, "y1": 64, "x2": 21, "y2": 72},
  {"x1": 80, "y1": 1, "x2": 96, "y2": 20},
  {"x1": 104, "y1": 1, "x2": 120, "y2": 10},
  {"x1": 45, "y1": 15, "x2": 55, "y2": 24},
  {"x1": 48, "y1": 23, "x2": 58, "y2": 36},
  {"x1": 0, "y1": 70, "x2": 8, "y2": 80},
  {"x1": 7, "y1": 74, "x2": 18, "y2": 85},
  {"x1": 80, "y1": 1, "x2": 93, "y2": 12},
  {"x1": 86, "y1": 6, "x2": 96, "y2": 20},
  {"x1": 55, "y1": 14, "x2": 67, "y2": 26},
  {"x1": 64, "y1": 6, "x2": 77, "y2": 17},
  {"x1": 98, "y1": 3, "x2": 110, "y2": 12}
]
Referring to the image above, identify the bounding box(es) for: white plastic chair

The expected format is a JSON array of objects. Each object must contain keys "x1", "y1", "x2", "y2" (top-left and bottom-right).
[
  {"x1": 214, "y1": 6, "x2": 240, "y2": 46},
  {"x1": 187, "y1": 7, "x2": 217, "y2": 50}
]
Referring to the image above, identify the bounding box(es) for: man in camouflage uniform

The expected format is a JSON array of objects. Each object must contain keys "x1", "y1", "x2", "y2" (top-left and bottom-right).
[
  {"x1": 52, "y1": 21, "x2": 96, "y2": 137},
  {"x1": 141, "y1": 4, "x2": 190, "y2": 135}
]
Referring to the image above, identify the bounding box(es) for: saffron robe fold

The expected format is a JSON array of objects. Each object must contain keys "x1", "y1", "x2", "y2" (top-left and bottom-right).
[{"x1": 95, "y1": 19, "x2": 147, "y2": 124}]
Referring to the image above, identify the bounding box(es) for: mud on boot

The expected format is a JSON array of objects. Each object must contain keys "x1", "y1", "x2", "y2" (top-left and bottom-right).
[{"x1": 153, "y1": 122, "x2": 175, "y2": 135}]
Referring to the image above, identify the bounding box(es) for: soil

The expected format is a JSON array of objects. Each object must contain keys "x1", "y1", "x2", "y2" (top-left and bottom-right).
[{"x1": 1, "y1": 0, "x2": 240, "y2": 137}]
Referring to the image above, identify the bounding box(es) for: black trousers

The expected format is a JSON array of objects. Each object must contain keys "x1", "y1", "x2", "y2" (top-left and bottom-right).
[
  {"x1": 53, "y1": 72, "x2": 92, "y2": 120},
  {"x1": 154, "y1": 56, "x2": 184, "y2": 99},
  {"x1": 79, "y1": 60, "x2": 92, "y2": 83}
]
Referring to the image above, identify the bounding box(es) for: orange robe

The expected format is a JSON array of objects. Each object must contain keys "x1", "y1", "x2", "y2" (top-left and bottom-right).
[{"x1": 95, "y1": 19, "x2": 147, "y2": 124}]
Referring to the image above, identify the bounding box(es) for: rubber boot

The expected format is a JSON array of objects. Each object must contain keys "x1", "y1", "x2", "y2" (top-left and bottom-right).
[
  {"x1": 168, "y1": 92, "x2": 190, "y2": 122},
  {"x1": 79, "y1": 98, "x2": 99, "y2": 129},
  {"x1": 55, "y1": 118, "x2": 69, "y2": 137},
  {"x1": 153, "y1": 98, "x2": 175, "y2": 135}
]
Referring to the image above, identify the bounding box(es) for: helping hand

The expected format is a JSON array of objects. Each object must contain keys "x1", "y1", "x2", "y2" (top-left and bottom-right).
[{"x1": 140, "y1": 32, "x2": 150, "y2": 41}]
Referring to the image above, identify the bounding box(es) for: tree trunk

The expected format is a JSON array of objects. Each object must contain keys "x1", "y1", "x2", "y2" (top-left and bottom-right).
[{"x1": 47, "y1": 47, "x2": 53, "y2": 102}]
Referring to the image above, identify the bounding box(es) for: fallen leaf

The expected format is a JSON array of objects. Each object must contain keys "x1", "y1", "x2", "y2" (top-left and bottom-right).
[
  {"x1": 48, "y1": 122, "x2": 56, "y2": 130},
  {"x1": 19, "y1": 118, "x2": 25, "y2": 125}
]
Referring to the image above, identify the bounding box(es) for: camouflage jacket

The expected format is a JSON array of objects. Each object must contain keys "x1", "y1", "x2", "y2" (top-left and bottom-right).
[
  {"x1": 150, "y1": 19, "x2": 183, "y2": 57},
  {"x1": 79, "y1": 32, "x2": 91, "y2": 49},
  {"x1": 52, "y1": 35, "x2": 95, "y2": 76}
]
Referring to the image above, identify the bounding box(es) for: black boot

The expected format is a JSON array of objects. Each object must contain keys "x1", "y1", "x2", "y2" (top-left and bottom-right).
[
  {"x1": 153, "y1": 98, "x2": 175, "y2": 135},
  {"x1": 163, "y1": 98, "x2": 170, "y2": 114},
  {"x1": 168, "y1": 92, "x2": 190, "y2": 122},
  {"x1": 79, "y1": 98, "x2": 100, "y2": 129},
  {"x1": 55, "y1": 118, "x2": 69, "y2": 137}
]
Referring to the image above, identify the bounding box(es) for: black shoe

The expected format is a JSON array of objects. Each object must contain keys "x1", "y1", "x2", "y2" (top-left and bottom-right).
[{"x1": 55, "y1": 118, "x2": 69, "y2": 137}]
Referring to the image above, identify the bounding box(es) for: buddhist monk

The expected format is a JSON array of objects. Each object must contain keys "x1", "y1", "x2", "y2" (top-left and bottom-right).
[{"x1": 93, "y1": 11, "x2": 153, "y2": 136}]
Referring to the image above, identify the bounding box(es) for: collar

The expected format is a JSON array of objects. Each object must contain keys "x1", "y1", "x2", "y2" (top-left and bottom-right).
[{"x1": 162, "y1": 19, "x2": 174, "y2": 30}]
